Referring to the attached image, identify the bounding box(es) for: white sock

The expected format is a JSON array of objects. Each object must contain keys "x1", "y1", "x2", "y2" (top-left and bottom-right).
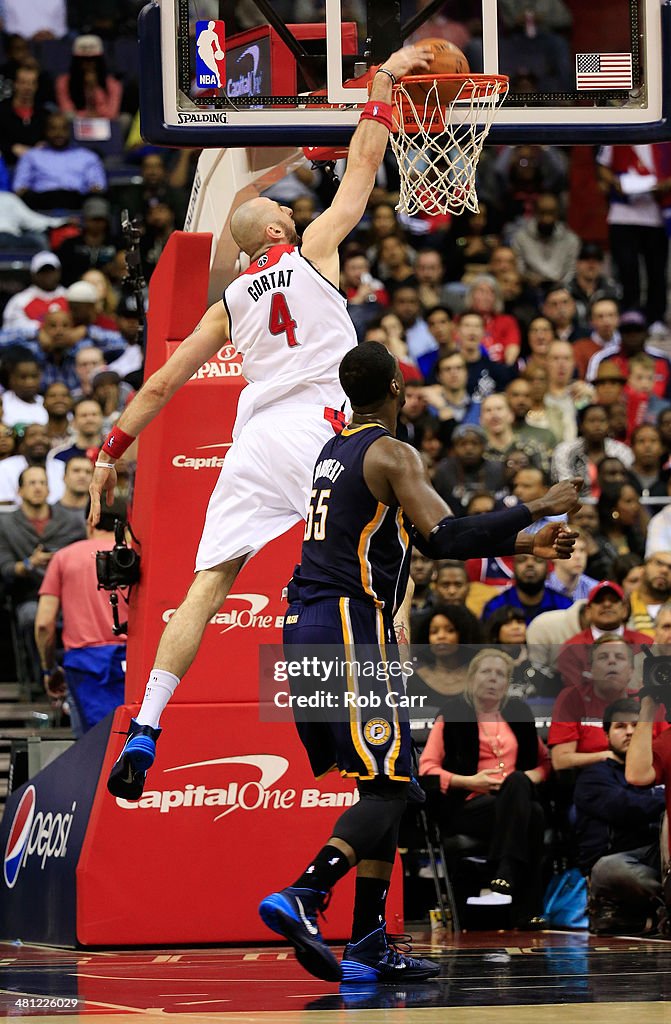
[{"x1": 135, "y1": 669, "x2": 181, "y2": 729}]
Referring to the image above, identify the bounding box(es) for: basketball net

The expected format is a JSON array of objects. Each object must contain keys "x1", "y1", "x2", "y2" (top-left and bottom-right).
[{"x1": 390, "y1": 75, "x2": 509, "y2": 216}]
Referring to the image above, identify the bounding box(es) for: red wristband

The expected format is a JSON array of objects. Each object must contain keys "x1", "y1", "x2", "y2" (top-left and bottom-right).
[
  {"x1": 101, "y1": 425, "x2": 135, "y2": 459},
  {"x1": 360, "y1": 99, "x2": 393, "y2": 131}
]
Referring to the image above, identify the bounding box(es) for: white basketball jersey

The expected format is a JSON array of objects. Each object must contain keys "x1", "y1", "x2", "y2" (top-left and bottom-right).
[{"x1": 223, "y1": 244, "x2": 356, "y2": 433}]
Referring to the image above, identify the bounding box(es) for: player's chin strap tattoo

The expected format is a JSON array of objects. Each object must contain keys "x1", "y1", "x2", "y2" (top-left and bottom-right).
[{"x1": 120, "y1": 209, "x2": 146, "y2": 345}]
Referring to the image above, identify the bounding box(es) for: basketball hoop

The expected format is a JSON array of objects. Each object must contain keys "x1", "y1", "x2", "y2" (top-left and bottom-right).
[{"x1": 389, "y1": 74, "x2": 509, "y2": 217}]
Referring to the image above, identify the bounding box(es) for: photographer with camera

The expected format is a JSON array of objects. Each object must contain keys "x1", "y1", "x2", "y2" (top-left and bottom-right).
[
  {"x1": 575, "y1": 698, "x2": 666, "y2": 935},
  {"x1": 34, "y1": 496, "x2": 130, "y2": 738}
]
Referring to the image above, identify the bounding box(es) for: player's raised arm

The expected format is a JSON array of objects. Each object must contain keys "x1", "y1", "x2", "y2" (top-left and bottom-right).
[
  {"x1": 89, "y1": 299, "x2": 230, "y2": 525},
  {"x1": 301, "y1": 44, "x2": 433, "y2": 277}
]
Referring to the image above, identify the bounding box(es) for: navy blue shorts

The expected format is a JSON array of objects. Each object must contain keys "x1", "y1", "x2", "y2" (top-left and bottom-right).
[{"x1": 283, "y1": 597, "x2": 412, "y2": 783}]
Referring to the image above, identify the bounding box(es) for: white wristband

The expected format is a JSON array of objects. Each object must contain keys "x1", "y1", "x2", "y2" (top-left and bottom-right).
[{"x1": 95, "y1": 460, "x2": 115, "y2": 470}]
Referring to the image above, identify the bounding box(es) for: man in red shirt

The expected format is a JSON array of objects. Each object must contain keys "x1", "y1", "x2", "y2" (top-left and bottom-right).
[
  {"x1": 557, "y1": 580, "x2": 652, "y2": 689},
  {"x1": 35, "y1": 498, "x2": 127, "y2": 737},
  {"x1": 549, "y1": 635, "x2": 665, "y2": 771}
]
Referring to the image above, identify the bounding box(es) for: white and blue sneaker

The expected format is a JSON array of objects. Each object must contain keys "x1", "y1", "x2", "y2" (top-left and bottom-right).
[
  {"x1": 107, "y1": 718, "x2": 161, "y2": 800},
  {"x1": 259, "y1": 886, "x2": 341, "y2": 981},
  {"x1": 341, "y1": 926, "x2": 441, "y2": 984}
]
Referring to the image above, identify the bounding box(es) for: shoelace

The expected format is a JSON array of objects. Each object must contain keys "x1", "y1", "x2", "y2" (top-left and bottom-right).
[
  {"x1": 382, "y1": 933, "x2": 418, "y2": 967},
  {"x1": 310, "y1": 889, "x2": 333, "y2": 927}
]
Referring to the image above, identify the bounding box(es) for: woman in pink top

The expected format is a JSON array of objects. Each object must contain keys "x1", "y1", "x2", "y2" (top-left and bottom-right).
[
  {"x1": 419, "y1": 648, "x2": 550, "y2": 922},
  {"x1": 55, "y1": 35, "x2": 122, "y2": 120}
]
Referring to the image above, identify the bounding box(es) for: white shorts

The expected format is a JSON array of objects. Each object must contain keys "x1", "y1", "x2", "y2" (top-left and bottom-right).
[{"x1": 195, "y1": 405, "x2": 338, "y2": 571}]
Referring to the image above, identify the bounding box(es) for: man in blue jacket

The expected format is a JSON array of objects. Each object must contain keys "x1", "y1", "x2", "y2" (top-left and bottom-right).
[{"x1": 574, "y1": 697, "x2": 666, "y2": 934}]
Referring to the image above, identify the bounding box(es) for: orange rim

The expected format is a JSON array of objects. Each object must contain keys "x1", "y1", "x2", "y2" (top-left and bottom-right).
[
  {"x1": 395, "y1": 72, "x2": 508, "y2": 95},
  {"x1": 391, "y1": 73, "x2": 508, "y2": 134}
]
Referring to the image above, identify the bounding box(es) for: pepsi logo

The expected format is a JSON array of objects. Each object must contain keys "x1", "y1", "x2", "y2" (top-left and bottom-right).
[{"x1": 4, "y1": 786, "x2": 36, "y2": 889}]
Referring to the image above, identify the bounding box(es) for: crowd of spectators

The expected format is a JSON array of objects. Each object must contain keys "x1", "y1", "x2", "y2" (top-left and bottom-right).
[{"x1": 0, "y1": 5, "x2": 670, "y2": 936}]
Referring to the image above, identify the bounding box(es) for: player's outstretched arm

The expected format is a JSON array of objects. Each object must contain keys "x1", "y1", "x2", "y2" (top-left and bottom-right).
[
  {"x1": 88, "y1": 300, "x2": 230, "y2": 526},
  {"x1": 301, "y1": 44, "x2": 433, "y2": 272},
  {"x1": 368, "y1": 439, "x2": 581, "y2": 561}
]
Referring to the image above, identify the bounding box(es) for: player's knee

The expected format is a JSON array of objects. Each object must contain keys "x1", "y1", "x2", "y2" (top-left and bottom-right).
[{"x1": 191, "y1": 558, "x2": 244, "y2": 610}]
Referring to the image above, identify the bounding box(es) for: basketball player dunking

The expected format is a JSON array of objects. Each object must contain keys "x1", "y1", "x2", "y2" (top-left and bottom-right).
[
  {"x1": 259, "y1": 342, "x2": 582, "y2": 984},
  {"x1": 89, "y1": 44, "x2": 435, "y2": 799}
]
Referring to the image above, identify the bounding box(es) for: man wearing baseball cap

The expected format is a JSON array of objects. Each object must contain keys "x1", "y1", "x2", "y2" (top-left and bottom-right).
[
  {"x1": 107, "y1": 295, "x2": 144, "y2": 385},
  {"x1": 557, "y1": 580, "x2": 653, "y2": 690},
  {"x1": 567, "y1": 242, "x2": 620, "y2": 324},
  {"x1": 65, "y1": 280, "x2": 126, "y2": 360},
  {"x1": 586, "y1": 310, "x2": 671, "y2": 399},
  {"x1": 56, "y1": 196, "x2": 115, "y2": 285},
  {"x1": 433, "y1": 422, "x2": 506, "y2": 516},
  {"x1": 1, "y1": 252, "x2": 67, "y2": 330}
]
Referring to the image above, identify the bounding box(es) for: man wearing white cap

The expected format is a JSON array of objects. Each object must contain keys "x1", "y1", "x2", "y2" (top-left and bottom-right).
[
  {"x1": 2, "y1": 252, "x2": 67, "y2": 330},
  {"x1": 65, "y1": 280, "x2": 126, "y2": 359}
]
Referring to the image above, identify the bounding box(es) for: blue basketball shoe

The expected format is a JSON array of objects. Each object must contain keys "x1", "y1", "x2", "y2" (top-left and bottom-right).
[
  {"x1": 341, "y1": 926, "x2": 441, "y2": 983},
  {"x1": 258, "y1": 886, "x2": 342, "y2": 981},
  {"x1": 107, "y1": 719, "x2": 161, "y2": 800}
]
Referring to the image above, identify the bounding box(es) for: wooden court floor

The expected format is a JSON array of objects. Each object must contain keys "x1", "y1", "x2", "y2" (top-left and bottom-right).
[{"x1": 1, "y1": 929, "x2": 669, "y2": 1022}]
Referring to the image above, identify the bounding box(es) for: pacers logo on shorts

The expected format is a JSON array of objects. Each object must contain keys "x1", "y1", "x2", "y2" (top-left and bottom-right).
[{"x1": 364, "y1": 718, "x2": 392, "y2": 747}]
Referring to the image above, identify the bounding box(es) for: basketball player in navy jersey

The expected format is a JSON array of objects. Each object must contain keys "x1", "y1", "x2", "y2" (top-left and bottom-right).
[
  {"x1": 89, "y1": 44, "x2": 435, "y2": 800},
  {"x1": 259, "y1": 342, "x2": 582, "y2": 984}
]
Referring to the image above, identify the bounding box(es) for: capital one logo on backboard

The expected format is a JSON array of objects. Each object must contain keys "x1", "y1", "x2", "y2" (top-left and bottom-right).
[
  {"x1": 228, "y1": 45, "x2": 263, "y2": 98},
  {"x1": 114, "y1": 754, "x2": 357, "y2": 819},
  {"x1": 195, "y1": 20, "x2": 226, "y2": 89}
]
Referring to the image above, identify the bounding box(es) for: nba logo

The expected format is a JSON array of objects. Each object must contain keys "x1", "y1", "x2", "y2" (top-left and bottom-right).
[{"x1": 195, "y1": 20, "x2": 226, "y2": 89}]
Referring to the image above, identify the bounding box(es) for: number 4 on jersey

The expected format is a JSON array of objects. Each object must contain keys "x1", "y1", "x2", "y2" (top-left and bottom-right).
[{"x1": 269, "y1": 292, "x2": 298, "y2": 347}]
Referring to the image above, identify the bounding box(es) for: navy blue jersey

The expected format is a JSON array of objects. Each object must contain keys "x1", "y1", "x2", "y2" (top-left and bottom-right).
[{"x1": 293, "y1": 423, "x2": 410, "y2": 616}]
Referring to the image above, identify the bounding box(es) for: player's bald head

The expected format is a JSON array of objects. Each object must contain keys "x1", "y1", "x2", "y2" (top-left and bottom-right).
[{"x1": 230, "y1": 198, "x2": 297, "y2": 257}]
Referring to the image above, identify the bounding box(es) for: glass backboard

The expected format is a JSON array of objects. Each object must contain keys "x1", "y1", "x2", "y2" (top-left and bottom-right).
[{"x1": 139, "y1": 0, "x2": 670, "y2": 146}]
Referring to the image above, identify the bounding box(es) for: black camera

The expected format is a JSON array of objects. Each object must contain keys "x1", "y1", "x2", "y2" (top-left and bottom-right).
[
  {"x1": 96, "y1": 519, "x2": 140, "y2": 591},
  {"x1": 641, "y1": 646, "x2": 671, "y2": 714}
]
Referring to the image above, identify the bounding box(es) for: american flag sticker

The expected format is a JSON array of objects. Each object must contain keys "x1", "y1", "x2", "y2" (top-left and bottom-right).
[{"x1": 575, "y1": 52, "x2": 633, "y2": 90}]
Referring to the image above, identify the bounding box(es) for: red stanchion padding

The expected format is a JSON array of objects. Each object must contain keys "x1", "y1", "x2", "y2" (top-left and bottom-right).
[
  {"x1": 77, "y1": 704, "x2": 403, "y2": 945},
  {"x1": 143, "y1": 231, "x2": 214, "y2": 374}
]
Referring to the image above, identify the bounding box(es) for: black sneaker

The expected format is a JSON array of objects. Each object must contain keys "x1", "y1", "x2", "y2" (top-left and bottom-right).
[
  {"x1": 258, "y1": 886, "x2": 341, "y2": 981},
  {"x1": 107, "y1": 718, "x2": 161, "y2": 800},
  {"x1": 341, "y1": 926, "x2": 441, "y2": 983},
  {"x1": 589, "y1": 897, "x2": 650, "y2": 936}
]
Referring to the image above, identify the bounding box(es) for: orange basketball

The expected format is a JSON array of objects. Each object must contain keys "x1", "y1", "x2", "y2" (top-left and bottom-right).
[{"x1": 403, "y1": 38, "x2": 470, "y2": 106}]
